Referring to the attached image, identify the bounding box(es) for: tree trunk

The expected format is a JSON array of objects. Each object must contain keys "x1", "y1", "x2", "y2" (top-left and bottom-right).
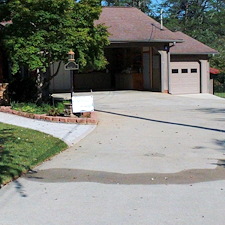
[
  {"x1": 35, "y1": 62, "x2": 61, "y2": 104},
  {"x1": 35, "y1": 68, "x2": 51, "y2": 104}
]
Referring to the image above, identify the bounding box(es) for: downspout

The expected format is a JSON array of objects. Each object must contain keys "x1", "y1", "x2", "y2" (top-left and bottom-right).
[
  {"x1": 167, "y1": 42, "x2": 176, "y2": 93},
  {"x1": 167, "y1": 50, "x2": 171, "y2": 93},
  {"x1": 199, "y1": 60, "x2": 202, "y2": 93}
]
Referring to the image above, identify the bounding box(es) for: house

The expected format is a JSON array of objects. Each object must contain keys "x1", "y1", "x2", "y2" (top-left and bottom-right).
[
  {"x1": 50, "y1": 7, "x2": 218, "y2": 95},
  {"x1": 0, "y1": 7, "x2": 216, "y2": 95}
]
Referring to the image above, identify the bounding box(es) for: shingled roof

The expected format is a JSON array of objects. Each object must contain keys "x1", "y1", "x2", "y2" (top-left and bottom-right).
[
  {"x1": 95, "y1": 7, "x2": 182, "y2": 43},
  {"x1": 170, "y1": 31, "x2": 218, "y2": 55}
]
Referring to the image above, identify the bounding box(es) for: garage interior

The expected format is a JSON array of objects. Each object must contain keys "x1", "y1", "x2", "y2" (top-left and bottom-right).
[{"x1": 72, "y1": 47, "x2": 162, "y2": 92}]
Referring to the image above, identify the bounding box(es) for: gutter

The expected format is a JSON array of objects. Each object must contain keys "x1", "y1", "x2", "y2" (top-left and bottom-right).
[
  {"x1": 170, "y1": 52, "x2": 219, "y2": 55},
  {"x1": 109, "y1": 39, "x2": 184, "y2": 43}
]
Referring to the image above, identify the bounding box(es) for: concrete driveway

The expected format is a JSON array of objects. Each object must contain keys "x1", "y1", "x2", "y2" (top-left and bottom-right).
[{"x1": 0, "y1": 91, "x2": 225, "y2": 225}]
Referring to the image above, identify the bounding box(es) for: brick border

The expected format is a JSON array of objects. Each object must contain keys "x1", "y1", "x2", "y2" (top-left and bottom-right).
[{"x1": 0, "y1": 106, "x2": 98, "y2": 125}]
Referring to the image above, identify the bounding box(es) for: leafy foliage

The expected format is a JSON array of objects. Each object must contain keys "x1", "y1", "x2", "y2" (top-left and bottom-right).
[
  {"x1": 214, "y1": 73, "x2": 225, "y2": 98},
  {"x1": 11, "y1": 102, "x2": 65, "y2": 115},
  {"x1": 155, "y1": 0, "x2": 225, "y2": 74},
  {"x1": 8, "y1": 75, "x2": 38, "y2": 102},
  {"x1": 0, "y1": 0, "x2": 109, "y2": 74},
  {"x1": 0, "y1": 0, "x2": 109, "y2": 103},
  {"x1": 209, "y1": 35, "x2": 225, "y2": 74},
  {"x1": 102, "y1": 0, "x2": 152, "y2": 13}
]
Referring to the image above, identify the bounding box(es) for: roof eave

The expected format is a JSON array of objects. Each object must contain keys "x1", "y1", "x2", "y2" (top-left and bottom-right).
[
  {"x1": 110, "y1": 39, "x2": 183, "y2": 43},
  {"x1": 171, "y1": 52, "x2": 219, "y2": 55}
]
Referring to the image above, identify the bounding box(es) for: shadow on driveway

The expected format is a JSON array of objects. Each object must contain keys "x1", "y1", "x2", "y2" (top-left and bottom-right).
[{"x1": 96, "y1": 110, "x2": 225, "y2": 133}]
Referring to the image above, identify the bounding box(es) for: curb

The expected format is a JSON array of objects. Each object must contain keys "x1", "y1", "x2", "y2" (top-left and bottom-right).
[{"x1": 0, "y1": 106, "x2": 98, "y2": 125}]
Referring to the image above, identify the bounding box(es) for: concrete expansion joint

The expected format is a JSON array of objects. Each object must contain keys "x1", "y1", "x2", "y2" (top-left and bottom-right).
[{"x1": 0, "y1": 106, "x2": 98, "y2": 125}]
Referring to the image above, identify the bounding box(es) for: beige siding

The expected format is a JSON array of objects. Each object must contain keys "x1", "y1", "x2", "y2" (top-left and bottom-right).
[
  {"x1": 170, "y1": 62, "x2": 200, "y2": 94},
  {"x1": 50, "y1": 62, "x2": 71, "y2": 92},
  {"x1": 209, "y1": 79, "x2": 214, "y2": 94},
  {"x1": 199, "y1": 60, "x2": 210, "y2": 93}
]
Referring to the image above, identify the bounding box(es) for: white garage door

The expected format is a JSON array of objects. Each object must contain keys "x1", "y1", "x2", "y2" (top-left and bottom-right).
[{"x1": 170, "y1": 62, "x2": 200, "y2": 94}]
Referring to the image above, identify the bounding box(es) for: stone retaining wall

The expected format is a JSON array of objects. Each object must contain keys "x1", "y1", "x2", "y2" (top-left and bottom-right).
[{"x1": 0, "y1": 106, "x2": 98, "y2": 125}]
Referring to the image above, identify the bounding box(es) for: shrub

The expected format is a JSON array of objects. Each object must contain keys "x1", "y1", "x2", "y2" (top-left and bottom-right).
[
  {"x1": 11, "y1": 102, "x2": 65, "y2": 115},
  {"x1": 8, "y1": 75, "x2": 37, "y2": 103}
]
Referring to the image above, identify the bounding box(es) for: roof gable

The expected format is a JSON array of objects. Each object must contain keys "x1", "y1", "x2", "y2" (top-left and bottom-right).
[{"x1": 95, "y1": 7, "x2": 181, "y2": 43}]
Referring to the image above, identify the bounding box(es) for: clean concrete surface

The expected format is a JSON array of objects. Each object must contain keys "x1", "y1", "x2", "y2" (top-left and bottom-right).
[
  {"x1": 0, "y1": 112, "x2": 96, "y2": 146},
  {"x1": 0, "y1": 91, "x2": 225, "y2": 225}
]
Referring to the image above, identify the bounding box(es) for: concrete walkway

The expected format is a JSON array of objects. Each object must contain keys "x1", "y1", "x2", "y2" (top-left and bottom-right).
[
  {"x1": 0, "y1": 91, "x2": 225, "y2": 225},
  {"x1": 0, "y1": 112, "x2": 96, "y2": 146}
]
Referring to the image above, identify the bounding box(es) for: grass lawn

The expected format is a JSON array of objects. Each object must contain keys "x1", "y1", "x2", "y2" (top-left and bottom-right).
[
  {"x1": 214, "y1": 93, "x2": 225, "y2": 98},
  {"x1": 0, "y1": 122, "x2": 68, "y2": 185}
]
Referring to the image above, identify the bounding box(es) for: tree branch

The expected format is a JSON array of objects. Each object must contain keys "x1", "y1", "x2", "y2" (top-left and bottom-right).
[{"x1": 47, "y1": 61, "x2": 62, "y2": 82}]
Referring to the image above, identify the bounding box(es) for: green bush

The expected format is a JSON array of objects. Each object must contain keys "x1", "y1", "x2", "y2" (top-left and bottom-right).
[
  {"x1": 8, "y1": 75, "x2": 37, "y2": 103},
  {"x1": 214, "y1": 74, "x2": 225, "y2": 95},
  {"x1": 47, "y1": 108, "x2": 62, "y2": 116},
  {"x1": 11, "y1": 102, "x2": 65, "y2": 115}
]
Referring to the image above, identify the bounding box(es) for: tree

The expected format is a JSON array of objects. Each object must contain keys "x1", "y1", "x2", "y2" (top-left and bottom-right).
[
  {"x1": 155, "y1": 0, "x2": 225, "y2": 74},
  {"x1": 102, "y1": 0, "x2": 152, "y2": 14},
  {"x1": 0, "y1": 0, "x2": 109, "y2": 103}
]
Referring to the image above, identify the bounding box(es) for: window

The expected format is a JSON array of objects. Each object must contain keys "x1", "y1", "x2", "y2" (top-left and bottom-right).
[
  {"x1": 172, "y1": 69, "x2": 179, "y2": 74},
  {"x1": 182, "y1": 69, "x2": 188, "y2": 73},
  {"x1": 191, "y1": 68, "x2": 197, "y2": 73}
]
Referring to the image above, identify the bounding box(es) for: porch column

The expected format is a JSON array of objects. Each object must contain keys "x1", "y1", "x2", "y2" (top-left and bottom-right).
[
  {"x1": 158, "y1": 50, "x2": 169, "y2": 93},
  {"x1": 199, "y1": 60, "x2": 210, "y2": 93}
]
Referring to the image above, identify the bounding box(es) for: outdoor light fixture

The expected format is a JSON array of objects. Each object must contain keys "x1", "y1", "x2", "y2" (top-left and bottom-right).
[
  {"x1": 64, "y1": 49, "x2": 79, "y2": 102},
  {"x1": 64, "y1": 49, "x2": 79, "y2": 71},
  {"x1": 68, "y1": 49, "x2": 75, "y2": 62},
  {"x1": 164, "y1": 45, "x2": 169, "y2": 51}
]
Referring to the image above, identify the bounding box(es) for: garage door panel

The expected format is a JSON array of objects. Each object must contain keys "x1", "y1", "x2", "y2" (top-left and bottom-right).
[{"x1": 170, "y1": 62, "x2": 200, "y2": 94}]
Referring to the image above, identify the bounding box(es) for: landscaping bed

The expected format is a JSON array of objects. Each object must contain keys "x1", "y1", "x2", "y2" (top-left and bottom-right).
[
  {"x1": 0, "y1": 122, "x2": 68, "y2": 186},
  {"x1": 0, "y1": 105, "x2": 98, "y2": 125}
]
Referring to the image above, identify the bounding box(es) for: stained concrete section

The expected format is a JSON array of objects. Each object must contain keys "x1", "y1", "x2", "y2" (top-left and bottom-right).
[
  {"x1": 0, "y1": 91, "x2": 225, "y2": 225},
  {"x1": 27, "y1": 162, "x2": 225, "y2": 185},
  {"x1": 0, "y1": 112, "x2": 96, "y2": 146}
]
